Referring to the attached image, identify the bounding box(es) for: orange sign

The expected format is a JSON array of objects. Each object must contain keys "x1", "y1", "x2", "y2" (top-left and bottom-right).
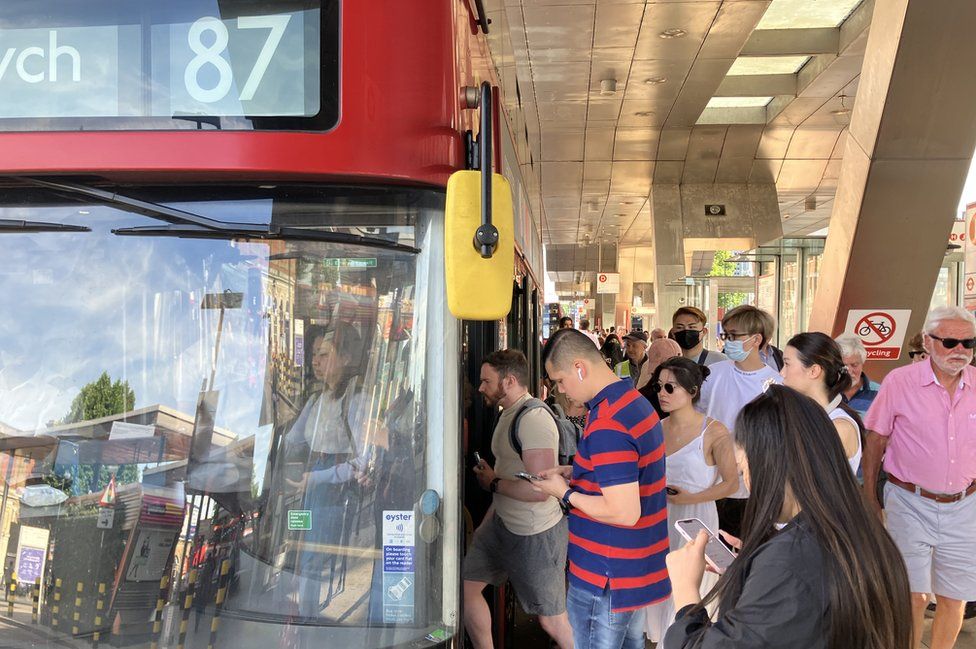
[{"x1": 99, "y1": 475, "x2": 117, "y2": 508}]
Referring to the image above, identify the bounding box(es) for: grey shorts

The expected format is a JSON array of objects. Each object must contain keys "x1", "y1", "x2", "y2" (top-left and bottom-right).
[
  {"x1": 462, "y1": 515, "x2": 568, "y2": 616},
  {"x1": 885, "y1": 482, "x2": 976, "y2": 600}
]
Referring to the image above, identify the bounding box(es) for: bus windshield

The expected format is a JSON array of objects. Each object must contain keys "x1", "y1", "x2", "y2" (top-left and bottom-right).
[{"x1": 0, "y1": 185, "x2": 458, "y2": 648}]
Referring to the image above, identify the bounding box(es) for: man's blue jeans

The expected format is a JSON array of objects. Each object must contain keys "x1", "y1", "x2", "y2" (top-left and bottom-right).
[{"x1": 566, "y1": 582, "x2": 645, "y2": 649}]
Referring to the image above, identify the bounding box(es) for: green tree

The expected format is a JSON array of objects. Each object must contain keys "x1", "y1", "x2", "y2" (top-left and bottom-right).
[
  {"x1": 710, "y1": 250, "x2": 750, "y2": 311},
  {"x1": 61, "y1": 373, "x2": 139, "y2": 494},
  {"x1": 76, "y1": 464, "x2": 140, "y2": 494},
  {"x1": 62, "y1": 372, "x2": 135, "y2": 424}
]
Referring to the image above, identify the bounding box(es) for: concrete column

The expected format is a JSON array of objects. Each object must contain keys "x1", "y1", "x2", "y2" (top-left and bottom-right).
[
  {"x1": 651, "y1": 184, "x2": 688, "y2": 330},
  {"x1": 809, "y1": 0, "x2": 976, "y2": 375}
]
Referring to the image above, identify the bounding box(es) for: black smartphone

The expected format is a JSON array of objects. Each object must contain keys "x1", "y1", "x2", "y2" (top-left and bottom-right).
[{"x1": 666, "y1": 486, "x2": 679, "y2": 495}]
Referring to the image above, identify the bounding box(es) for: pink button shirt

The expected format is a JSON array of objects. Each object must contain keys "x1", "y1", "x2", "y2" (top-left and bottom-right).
[{"x1": 864, "y1": 359, "x2": 976, "y2": 494}]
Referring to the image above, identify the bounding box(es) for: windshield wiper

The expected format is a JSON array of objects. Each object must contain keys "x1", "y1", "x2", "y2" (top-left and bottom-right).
[
  {"x1": 0, "y1": 219, "x2": 90, "y2": 233},
  {"x1": 14, "y1": 177, "x2": 419, "y2": 254},
  {"x1": 18, "y1": 177, "x2": 262, "y2": 232},
  {"x1": 113, "y1": 223, "x2": 420, "y2": 254}
]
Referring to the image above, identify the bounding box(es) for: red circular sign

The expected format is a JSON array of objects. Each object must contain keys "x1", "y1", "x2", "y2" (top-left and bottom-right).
[
  {"x1": 599, "y1": 274, "x2": 607, "y2": 283},
  {"x1": 968, "y1": 276, "x2": 975, "y2": 292},
  {"x1": 855, "y1": 312, "x2": 896, "y2": 345}
]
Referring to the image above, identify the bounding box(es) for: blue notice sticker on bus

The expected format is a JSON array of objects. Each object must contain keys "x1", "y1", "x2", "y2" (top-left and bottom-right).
[
  {"x1": 382, "y1": 510, "x2": 415, "y2": 623},
  {"x1": 383, "y1": 545, "x2": 414, "y2": 572}
]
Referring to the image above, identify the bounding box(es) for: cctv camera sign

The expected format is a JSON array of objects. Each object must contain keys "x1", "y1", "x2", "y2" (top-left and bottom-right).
[
  {"x1": 382, "y1": 511, "x2": 415, "y2": 623},
  {"x1": 844, "y1": 309, "x2": 911, "y2": 360}
]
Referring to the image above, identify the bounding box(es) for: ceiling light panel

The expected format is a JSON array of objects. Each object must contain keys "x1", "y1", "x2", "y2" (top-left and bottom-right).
[
  {"x1": 727, "y1": 56, "x2": 811, "y2": 76},
  {"x1": 756, "y1": 0, "x2": 864, "y2": 30},
  {"x1": 706, "y1": 96, "x2": 773, "y2": 108}
]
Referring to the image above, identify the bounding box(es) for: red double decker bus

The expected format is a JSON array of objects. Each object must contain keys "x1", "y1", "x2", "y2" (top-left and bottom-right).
[{"x1": 0, "y1": 2, "x2": 543, "y2": 648}]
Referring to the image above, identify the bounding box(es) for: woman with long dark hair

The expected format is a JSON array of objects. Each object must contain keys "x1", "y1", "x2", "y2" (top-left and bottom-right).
[
  {"x1": 780, "y1": 332, "x2": 863, "y2": 475},
  {"x1": 284, "y1": 322, "x2": 371, "y2": 616},
  {"x1": 643, "y1": 357, "x2": 738, "y2": 643},
  {"x1": 663, "y1": 386, "x2": 912, "y2": 649}
]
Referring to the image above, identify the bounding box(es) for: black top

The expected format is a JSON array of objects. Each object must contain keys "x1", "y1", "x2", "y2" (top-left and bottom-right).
[{"x1": 663, "y1": 514, "x2": 828, "y2": 649}]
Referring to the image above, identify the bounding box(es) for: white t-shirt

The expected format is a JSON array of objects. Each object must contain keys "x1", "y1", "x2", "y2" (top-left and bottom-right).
[
  {"x1": 696, "y1": 360, "x2": 783, "y2": 498},
  {"x1": 582, "y1": 330, "x2": 601, "y2": 348}
]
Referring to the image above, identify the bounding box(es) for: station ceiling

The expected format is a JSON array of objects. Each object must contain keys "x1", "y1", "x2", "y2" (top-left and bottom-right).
[{"x1": 483, "y1": 0, "x2": 873, "y2": 283}]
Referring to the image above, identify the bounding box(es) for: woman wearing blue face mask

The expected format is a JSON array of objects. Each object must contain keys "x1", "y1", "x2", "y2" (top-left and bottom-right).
[{"x1": 693, "y1": 305, "x2": 783, "y2": 538}]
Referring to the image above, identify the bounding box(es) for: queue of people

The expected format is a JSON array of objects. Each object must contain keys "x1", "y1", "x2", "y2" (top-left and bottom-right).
[{"x1": 462, "y1": 303, "x2": 976, "y2": 649}]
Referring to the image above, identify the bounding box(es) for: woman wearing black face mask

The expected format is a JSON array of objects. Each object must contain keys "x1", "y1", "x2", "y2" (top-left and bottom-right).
[{"x1": 672, "y1": 307, "x2": 728, "y2": 367}]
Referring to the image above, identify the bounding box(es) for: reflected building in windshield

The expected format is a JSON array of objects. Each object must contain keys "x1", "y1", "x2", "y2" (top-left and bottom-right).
[{"x1": 0, "y1": 185, "x2": 454, "y2": 649}]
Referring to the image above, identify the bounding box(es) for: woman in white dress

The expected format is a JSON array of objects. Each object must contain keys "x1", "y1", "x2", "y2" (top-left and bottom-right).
[
  {"x1": 780, "y1": 332, "x2": 863, "y2": 476},
  {"x1": 643, "y1": 357, "x2": 739, "y2": 642}
]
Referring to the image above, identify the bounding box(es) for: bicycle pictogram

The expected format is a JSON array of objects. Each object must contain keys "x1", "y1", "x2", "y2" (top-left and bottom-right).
[
  {"x1": 855, "y1": 312, "x2": 896, "y2": 345},
  {"x1": 857, "y1": 320, "x2": 891, "y2": 337}
]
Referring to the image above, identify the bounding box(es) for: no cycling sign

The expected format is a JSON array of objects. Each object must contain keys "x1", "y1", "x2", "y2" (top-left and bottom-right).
[{"x1": 844, "y1": 309, "x2": 911, "y2": 360}]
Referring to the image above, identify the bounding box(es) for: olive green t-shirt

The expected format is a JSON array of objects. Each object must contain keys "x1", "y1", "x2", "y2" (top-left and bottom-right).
[{"x1": 490, "y1": 393, "x2": 564, "y2": 536}]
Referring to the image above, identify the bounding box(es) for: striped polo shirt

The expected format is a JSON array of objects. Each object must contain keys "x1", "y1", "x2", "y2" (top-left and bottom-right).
[{"x1": 568, "y1": 379, "x2": 670, "y2": 612}]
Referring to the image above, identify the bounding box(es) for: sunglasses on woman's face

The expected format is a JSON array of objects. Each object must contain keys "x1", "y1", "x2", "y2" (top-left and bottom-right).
[
  {"x1": 928, "y1": 334, "x2": 976, "y2": 350},
  {"x1": 651, "y1": 381, "x2": 679, "y2": 394},
  {"x1": 908, "y1": 350, "x2": 927, "y2": 359}
]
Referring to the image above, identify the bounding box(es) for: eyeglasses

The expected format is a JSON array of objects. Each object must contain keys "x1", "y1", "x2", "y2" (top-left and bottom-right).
[
  {"x1": 928, "y1": 334, "x2": 976, "y2": 350},
  {"x1": 908, "y1": 350, "x2": 927, "y2": 359},
  {"x1": 719, "y1": 331, "x2": 756, "y2": 342},
  {"x1": 651, "y1": 381, "x2": 679, "y2": 394}
]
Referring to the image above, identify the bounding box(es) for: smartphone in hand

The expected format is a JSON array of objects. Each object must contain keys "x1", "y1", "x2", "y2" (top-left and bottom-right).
[
  {"x1": 473, "y1": 452, "x2": 483, "y2": 468},
  {"x1": 515, "y1": 471, "x2": 542, "y2": 482},
  {"x1": 675, "y1": 518, "x2": 736, "y2": 574}
]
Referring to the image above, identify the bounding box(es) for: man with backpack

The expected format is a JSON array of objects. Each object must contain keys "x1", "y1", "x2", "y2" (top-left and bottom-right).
[{"x1": 463, "y1": 349, "x2": 574, "y2": 649}]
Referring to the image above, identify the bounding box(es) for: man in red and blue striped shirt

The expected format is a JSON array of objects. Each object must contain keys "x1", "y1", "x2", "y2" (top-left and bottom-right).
[{"x1": 536, "y1": 328, "x2": 670, "y2": 649}]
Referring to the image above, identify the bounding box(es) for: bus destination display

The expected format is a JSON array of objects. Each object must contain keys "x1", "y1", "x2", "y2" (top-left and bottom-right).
[{"x1": 0, "y1": 8, "x2": 324, "y2": 121}]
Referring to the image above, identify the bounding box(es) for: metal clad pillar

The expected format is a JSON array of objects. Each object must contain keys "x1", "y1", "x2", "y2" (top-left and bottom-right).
[
  {"x1": 809, "y1": 0, "x2": 976, "y2": 373},
  {"x1": 651, "y1": 184, "x2": 688, "y2": 329}
]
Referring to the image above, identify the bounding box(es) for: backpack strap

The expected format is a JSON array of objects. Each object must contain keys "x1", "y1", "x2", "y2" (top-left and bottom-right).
[{"x1": 508, "y1": 398, "x2": 551, "y2": 458}]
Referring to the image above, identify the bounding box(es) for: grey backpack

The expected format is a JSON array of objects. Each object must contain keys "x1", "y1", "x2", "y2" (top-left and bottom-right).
[{"x1": 509, "y1": 398, "x2": 581, "y2": 465}]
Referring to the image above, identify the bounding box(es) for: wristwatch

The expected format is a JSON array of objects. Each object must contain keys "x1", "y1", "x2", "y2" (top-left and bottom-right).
[
  {"x1": 561, "y1": 488, "x2": 574, "y2": 509},
  {"x1": 489, "y1": 477, "x2": 501, "y2": 493}
]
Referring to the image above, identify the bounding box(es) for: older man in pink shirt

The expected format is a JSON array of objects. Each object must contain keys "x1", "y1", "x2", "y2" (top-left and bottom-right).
[{"x1": 863, "y1": 305, "x2": 976, "y2": 649}]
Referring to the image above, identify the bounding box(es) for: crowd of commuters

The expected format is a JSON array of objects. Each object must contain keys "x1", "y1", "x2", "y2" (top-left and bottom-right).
[{"x1": 463, "y1": 305, "x2": 976, "y2": 649}]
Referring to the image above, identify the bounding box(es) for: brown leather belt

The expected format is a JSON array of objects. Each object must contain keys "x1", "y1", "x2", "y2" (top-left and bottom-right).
[{"x1": 888, "y1": 474, "x2": 976, "y2": 504}]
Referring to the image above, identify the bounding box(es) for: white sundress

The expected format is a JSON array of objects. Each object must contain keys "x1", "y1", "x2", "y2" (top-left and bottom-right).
[
  {"x1": 827, "y1": 398, "x2": 862, "y2": 476},
  {"x1": 645, "y1": 417, "x2": 722, "y2": 642}
]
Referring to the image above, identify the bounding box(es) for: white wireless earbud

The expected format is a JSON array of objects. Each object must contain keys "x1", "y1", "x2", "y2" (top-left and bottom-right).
[{"x1": 577, "y1": 368, "x2": 584, "y2": 381}]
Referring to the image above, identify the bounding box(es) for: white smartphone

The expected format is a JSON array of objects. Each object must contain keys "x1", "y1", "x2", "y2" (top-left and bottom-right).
[{"x1": 674, "y1": 518, "x2": 736, "y2": 574}]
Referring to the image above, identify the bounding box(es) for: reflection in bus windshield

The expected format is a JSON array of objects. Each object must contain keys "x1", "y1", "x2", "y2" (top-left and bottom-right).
[{"x1": 0, "y1": 190, "x2": 454, "y2": 648}]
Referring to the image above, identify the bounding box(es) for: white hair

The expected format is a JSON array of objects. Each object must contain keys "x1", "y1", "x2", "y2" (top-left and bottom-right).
[
  {"x1": 923, "y1": 306, "x2": 976, "y2": 335},
  {"x1": 834, "y1": 333, "x2": 867, "y2": 364}
]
